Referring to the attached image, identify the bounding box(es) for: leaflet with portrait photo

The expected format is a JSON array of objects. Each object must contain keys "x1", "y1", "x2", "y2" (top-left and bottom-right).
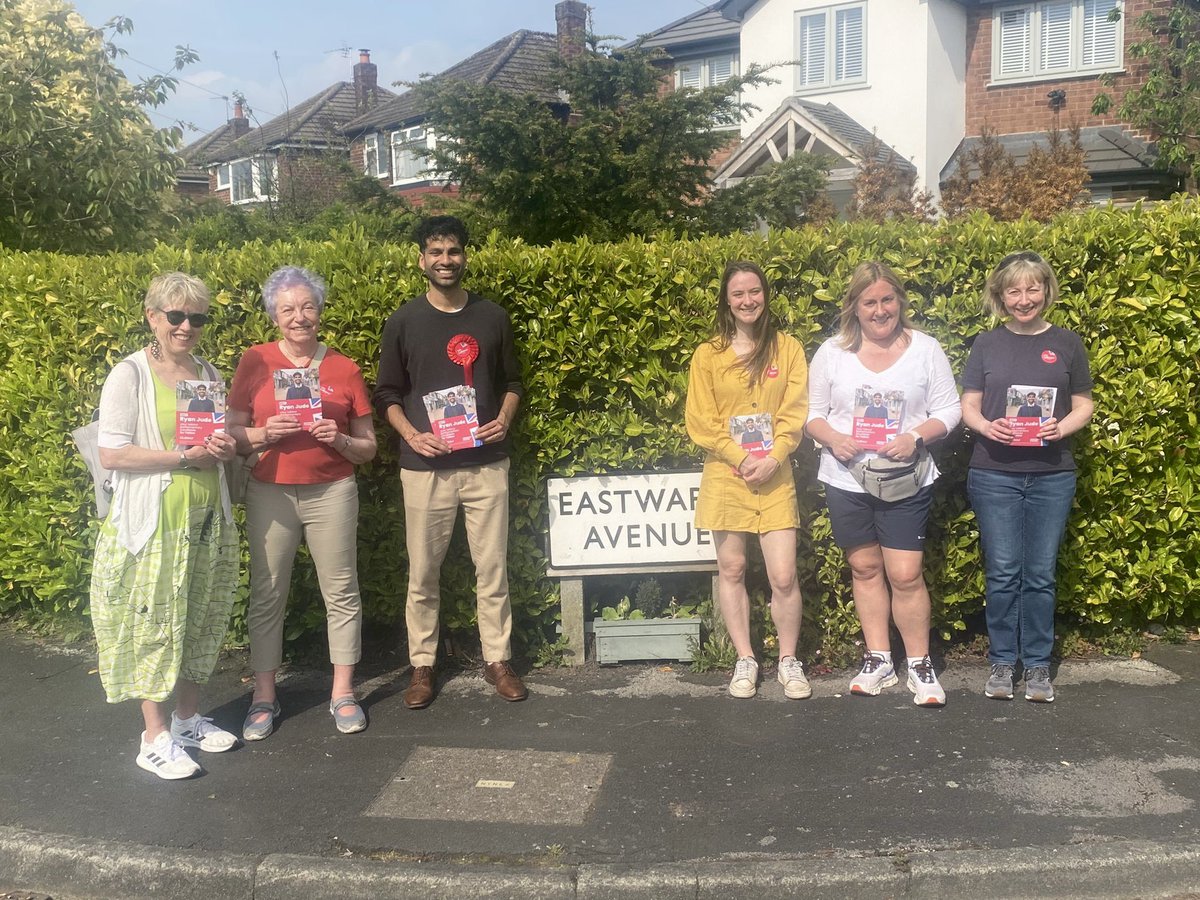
[
  {"x1": 852, "y1": 386, "x2": 903, "y2": 450},
  {"x1": 176, "y1": 379, "x2": 226, "y2": 445},
  {"x1": 424, "y1": 384, "x2": 482, "y2": 451},
  {"x1": 729, "y1": 413, "x2": 774, "y2": 460},
  {"x1": 275, "y1": 367, "x2": 323, "y2": 427},
  {"x1": 1006, "y1": 384, "x2": 1056, "y2": 447}
]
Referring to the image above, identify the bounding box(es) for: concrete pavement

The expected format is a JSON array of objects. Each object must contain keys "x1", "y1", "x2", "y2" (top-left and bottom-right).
[{"x1": 1, "y1": 625, "x2": 1198, "y2": 899}]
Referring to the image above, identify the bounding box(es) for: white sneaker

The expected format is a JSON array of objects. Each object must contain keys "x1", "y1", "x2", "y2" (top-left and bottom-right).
[
  {"x1": 136, "y1": 730, "x2": 201, "y2": 780},
  {"x1": 849, "y1": 652, "x2": 899, "y2": 696},
  {"x1": 776, "y1": 656, "x2": 812, "y2": 699},
  {"x1": 171, "y1": 712, "x2": 238, "y2": 752},
  {"x1": 907, "y1": 656, "x2": 947, "y2": 707},
  {"x1": 728, "y1": 656, "x2": 759, "y2": 698}
]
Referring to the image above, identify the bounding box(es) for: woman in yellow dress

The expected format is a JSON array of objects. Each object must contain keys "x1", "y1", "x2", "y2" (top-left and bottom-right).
[{"x1": 685, "y1": 261, "x2": 810, "y2": 699}]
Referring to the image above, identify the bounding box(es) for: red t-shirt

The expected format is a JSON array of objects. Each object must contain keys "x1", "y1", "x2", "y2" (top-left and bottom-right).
[{"x1": 229, "y1": 343, "x2": 372, "y2": 485}]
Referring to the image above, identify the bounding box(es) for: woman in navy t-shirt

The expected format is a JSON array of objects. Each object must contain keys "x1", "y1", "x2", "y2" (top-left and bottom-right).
[{"x1": 960, "y1": 252, "x2": 1094, "y2": 704}]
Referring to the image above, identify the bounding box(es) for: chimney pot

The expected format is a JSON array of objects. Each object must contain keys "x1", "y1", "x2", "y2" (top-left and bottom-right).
[{"x1": 353, "y1": 49, "x2": 379, "y2": 114}]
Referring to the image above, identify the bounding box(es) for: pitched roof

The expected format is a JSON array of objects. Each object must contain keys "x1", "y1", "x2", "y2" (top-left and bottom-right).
[
  {"x1": 940, "y1": 126, "x2": 1159, "y2": 183},
  {"x1": 209, "y1": 80, "x2": 397, "y2": 164},
  {"x1": 634, "y1": 3, "x2": 742, "y2": 52},
  {"x1": 343, "y1": 30, "x2": 561, "y2": 134},
  {"x1": 714, "y1": 97, "x2": 915, "y2": 189},
  {"x1": 176, "y1": 119, "x2": 248, "y2": 182}
]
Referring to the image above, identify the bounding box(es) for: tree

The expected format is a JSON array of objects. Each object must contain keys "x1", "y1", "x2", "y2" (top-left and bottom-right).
[
  {"x1": 0, "y1": 0, "x2": 193, "y2": 253},
  {"x1": 940, "y1": 127, "x2": 1089, "y2": 221},
  {"x1": 410, "y1": 39, "x2": 776, "y2": 244},
  {"x1": 845, "y1": 136, "x2": 936, "y2": 223},
  {"x1": 698, "y1": 154, "x2": 834, "y2": 234},
  {"x1": 1092, "y1": 3, "x2": 1199, "y2": 191}
]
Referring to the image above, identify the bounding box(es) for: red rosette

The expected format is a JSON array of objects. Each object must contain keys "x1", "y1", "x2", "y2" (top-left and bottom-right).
[{"x1": 447, "y1": 333, "x2": 479, "y2": 386}]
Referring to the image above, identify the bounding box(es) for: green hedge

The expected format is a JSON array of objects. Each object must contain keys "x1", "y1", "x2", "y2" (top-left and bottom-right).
[{"x1": 1, "y1": 203, "x2": 1197, "y2": 655}]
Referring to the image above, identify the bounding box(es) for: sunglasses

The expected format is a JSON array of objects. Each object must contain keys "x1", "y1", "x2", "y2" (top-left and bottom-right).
[
  {"x1": 160, "y1": 309, "x2": 210, "y2": 327},
  {"x1": 996, "y1": 251, "x2": 1044, "y2": 271}
]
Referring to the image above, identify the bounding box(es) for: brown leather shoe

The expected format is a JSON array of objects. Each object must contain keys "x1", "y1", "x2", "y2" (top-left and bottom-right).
[
  {"x1": 403, "y1": 666, "x2": 435, "y2": 709},
  {"x1": 483, "y1": 661, "x2": 528, "y2": 702}
]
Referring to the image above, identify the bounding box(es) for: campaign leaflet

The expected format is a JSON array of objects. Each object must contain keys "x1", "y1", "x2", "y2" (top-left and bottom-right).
[
  {"x1": 275, "y1": 367, "x2": 323, "y2": 428},
  {"x1": 1006, "y1": 384, "x2": 1057, "y2": 447},
  {"x1": 176, "y1": 379, "x2": 226, "y2": 444},
  {"x1": 730, "y1": 413, "x2": 774, "y2": 460},
  {"x1": 852, "y1": 386, "x2": 903, "y2": 450},
  {"x1": 424, "y1": 384, "x2": 482, "y2": 451}
]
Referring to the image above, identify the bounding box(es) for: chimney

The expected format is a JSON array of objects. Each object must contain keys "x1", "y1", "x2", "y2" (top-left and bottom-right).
[
  {"x1": 231, "y1": 100, "x2": 250, "y2": 137},
  {"x1": 555, "y1": 1, "x2": 586, "y2": 60},
  {"x1": 353, "y1": 49, "x2": 379, "y2": 114}
]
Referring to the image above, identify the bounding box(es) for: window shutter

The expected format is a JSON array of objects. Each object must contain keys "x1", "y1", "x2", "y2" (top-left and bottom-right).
[
  {"x1": 998, "y1": 7, "x2": 1031, "y2": 76},
  {"x1": 1082, "y1": 0, "x2": 1120, "y2": 67},
  {"x1": 834, "y1": 6, "x2": 864, "y2": 82},
  {"x1": 1039, "y1": 1, "x2": 1073, "y2": 71},
  {"x1": 708, "y1": 54, "x2": 734, "y2": 86},
  {"x1": 677, "y1": 62, "x2": 701, "y2": 89},
  {"x1": 798, "y1": 13, "x2": 827, "y2": 86}
]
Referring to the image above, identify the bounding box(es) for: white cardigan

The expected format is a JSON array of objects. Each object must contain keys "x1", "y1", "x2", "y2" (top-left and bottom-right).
[
  {"x1": 806, "y1": 330, "x2": 962, "y2": 493},
  {"x1": 97, "y1": 350, "x2": 233, "y2": 554}
]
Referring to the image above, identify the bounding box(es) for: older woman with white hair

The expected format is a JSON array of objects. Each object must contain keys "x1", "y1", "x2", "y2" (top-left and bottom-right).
[
  {"x1": 228, "y1": 266, "x2": 377, "y2": 740},
  {"x1": 90, "y1": 272, "x2": 240, "y2": 780}
]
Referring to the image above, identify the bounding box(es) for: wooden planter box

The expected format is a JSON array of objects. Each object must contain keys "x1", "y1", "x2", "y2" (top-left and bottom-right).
[{"x1": 591, "y1": 617, "x2": 702, "y2": 665}]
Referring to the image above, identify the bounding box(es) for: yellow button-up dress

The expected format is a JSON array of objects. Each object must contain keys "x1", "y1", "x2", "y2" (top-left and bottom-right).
[{"x1": 685, "y1": 335, "x2": 809, "y2": 533}]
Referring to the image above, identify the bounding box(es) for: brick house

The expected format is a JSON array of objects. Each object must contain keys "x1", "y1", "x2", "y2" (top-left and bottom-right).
[
  {"x1": 639, "y1": 0, "x2": 1180, "y2": 207},
  {"x1": 179, "y1": 52, "x2": 396, "y2": 205},
  {"x1": 176, "y1": 103, "x2": 249, "y2": 198},
  {"x1": 946, "y1": 0, "x2": 1180, "y2": 203},
  {"x1": 340, "y1": 0, "x2": 586, "y2": 202}
]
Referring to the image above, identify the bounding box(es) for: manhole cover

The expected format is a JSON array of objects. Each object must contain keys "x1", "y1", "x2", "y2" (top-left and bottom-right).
[{"x1": 365, "y1": 745, "x2": 612, "y2": 826}]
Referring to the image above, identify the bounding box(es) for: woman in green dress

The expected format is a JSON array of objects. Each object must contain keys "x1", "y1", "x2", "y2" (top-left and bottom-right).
[{"x1": 89, "y1": 273, "x2": 240, "y2": 780}]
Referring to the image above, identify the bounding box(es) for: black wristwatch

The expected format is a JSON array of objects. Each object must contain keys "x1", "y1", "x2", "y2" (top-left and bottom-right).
[{"x1": 908, "y1": 431, "x2": 925, "y2": 451}]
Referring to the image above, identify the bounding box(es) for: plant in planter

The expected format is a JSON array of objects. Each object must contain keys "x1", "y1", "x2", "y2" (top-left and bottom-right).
[{"x1": 592, "y1": 579, "x2": 703, "y2": 665}]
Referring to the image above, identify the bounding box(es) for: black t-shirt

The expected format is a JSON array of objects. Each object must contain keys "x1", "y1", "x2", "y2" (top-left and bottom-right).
[{"x1": 962, "y1": 324, "x2": 1093, "y2": 472}]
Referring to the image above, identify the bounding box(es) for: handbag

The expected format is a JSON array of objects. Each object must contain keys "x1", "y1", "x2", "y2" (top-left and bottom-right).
[
  {"x1": 71, "y1": 414, "x2": 114, "y2": 519},
  {"x1": 72, "y1": 359, "x2": 141, "y2": 519},
  {"x1": 849, "y1": 451, "x2": 932, "y2": 503},
  {"x1": 225, "y1": 451, "x2": 259, "y2": 505}
]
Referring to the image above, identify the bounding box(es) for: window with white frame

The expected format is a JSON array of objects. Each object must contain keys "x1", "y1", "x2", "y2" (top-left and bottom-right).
[
  {"x1": 795, "y1": 3, "x2": 866, "y2": 92},
  {"x1": 993, "y1": 0, "x2": 1122, "y2": 82},
  {"x1": 391, "y1": 126, "x2": 432, "y2": 184},
  {"x1": 215, "y1": 164, "x2": 230, "y2": 190},
  {"x1": 674, "y1": 53, "x2": 738, "y2": 90},
  {"x1": 229, "y1": 156, "x2": 277, "y2": 204},
  {"x1": 363, "y1": 133, "x2": 388, "y2": 178}
]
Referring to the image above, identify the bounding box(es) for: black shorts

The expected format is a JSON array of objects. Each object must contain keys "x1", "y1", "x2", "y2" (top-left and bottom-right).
[{"x1": 824, "y1": 483, "x2": 934, "y2": 552}]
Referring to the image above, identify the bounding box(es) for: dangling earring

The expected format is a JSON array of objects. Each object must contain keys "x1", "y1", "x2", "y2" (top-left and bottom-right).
[{"x1": 150, "y1": 336, "x2": 162, "y2": 360}]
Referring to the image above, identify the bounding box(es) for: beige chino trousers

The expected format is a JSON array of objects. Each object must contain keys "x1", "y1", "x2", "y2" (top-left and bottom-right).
[
  {"x1": 245, "y1": 476, "x2": 363, "y2": 672},
  {"x1": 400, "y1": 459, "x2": 513, "y2": 667}
]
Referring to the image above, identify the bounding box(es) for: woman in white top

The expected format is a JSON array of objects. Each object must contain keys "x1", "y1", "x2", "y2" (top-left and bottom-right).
[{"x1": 805, "y1": 262, "x2": 961, "y2": 707}]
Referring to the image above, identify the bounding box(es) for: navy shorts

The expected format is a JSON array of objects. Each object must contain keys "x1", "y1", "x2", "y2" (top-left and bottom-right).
[{"x1": 824, "y1": 483, "x2": 934, "y2": 551}]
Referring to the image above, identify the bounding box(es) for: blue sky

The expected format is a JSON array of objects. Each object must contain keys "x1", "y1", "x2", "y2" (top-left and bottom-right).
[{"x1": 69, "y1": 0, "x2": 707, "y2": 141}]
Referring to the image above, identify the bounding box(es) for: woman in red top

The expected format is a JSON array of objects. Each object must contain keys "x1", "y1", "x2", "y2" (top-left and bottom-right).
[{"x1": 228, "y1": 266, "x2": 377, "y2": 740}]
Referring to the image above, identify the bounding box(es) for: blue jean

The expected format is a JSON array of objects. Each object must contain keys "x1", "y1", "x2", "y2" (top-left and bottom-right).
[{"x1": 967, "y1": 468, "x2": 1077, "y2": 668}]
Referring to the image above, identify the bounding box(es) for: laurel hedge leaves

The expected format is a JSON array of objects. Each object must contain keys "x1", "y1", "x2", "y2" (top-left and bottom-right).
[{"x1": 1, "y1": 202, "x2": 1196, "y2": 656}]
